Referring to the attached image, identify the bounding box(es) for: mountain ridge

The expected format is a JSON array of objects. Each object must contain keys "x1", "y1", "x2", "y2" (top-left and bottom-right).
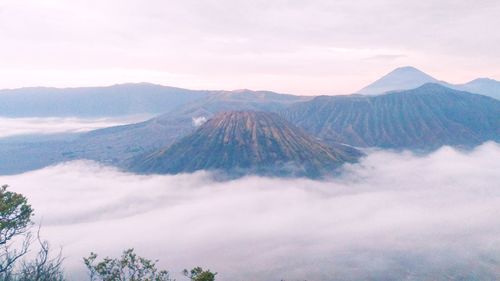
[
  {"x1": 283, "y1": 83, "x2": 500, "y2": 149},
  {"x1": 1, "y1": 83, "x2": 499, "y2": 176},
  {"x1": 0, "y1": 83, "x2": 304, "y2": 117}
]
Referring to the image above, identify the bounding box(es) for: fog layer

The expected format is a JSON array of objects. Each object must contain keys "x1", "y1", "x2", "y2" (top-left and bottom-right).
[
  {"x1": 0, "y1": 116, "x2": 150, "y2": 138},
  {"x1": 1, "y1": 142, "x2": 500, "y2": 280}
]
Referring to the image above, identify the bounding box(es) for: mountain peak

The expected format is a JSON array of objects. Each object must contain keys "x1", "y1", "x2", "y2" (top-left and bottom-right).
[
  {"x1": 393, "y1": 65, "x2": 424, "y2": 73},
  {"x1": 467, "y1": 77, "x2": 499, "y2": 84},
  {"x1": 458, "y1": 77, "x2": 500, "y2": 100},
  {"x1": 391, "y1": 66, "x2": 424, "y2": 72},
  {"x1": 358, "y1": 66, "x2": 439, "y2": 95},
  {"x1": 130, "y1": 111, "x2": 361, "y2": 178}
]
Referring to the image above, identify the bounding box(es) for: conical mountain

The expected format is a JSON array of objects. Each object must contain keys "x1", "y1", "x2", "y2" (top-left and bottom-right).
[
  {"x1": 130, "y1": 111, "x2": 362, "y2": 178},
  {"x1": 357, "y1": 66, "x2": 441, "y2": 95}
]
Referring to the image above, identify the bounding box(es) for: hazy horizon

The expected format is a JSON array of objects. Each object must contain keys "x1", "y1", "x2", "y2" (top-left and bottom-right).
[
  {"x1": 1, "y1": 0, "x2": 500, "y2": 95},
  {"x1": 0, "y1": 66, "x2": 496, "y2": 96}
]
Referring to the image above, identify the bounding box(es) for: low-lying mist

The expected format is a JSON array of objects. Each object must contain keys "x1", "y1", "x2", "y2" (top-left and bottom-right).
[
  {"x1": 0, "y1": 115, "x2": 151, "y2": 138},
  {"x1": 1, "y1": 142, "x2": 500, "y2": 280}
]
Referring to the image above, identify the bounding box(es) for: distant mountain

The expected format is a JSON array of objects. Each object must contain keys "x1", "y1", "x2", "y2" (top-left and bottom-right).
[
  {"x1": 357, "y1": 66, "x2": 500, "y2": 100},
  {"x1": 130, "y1": 111, "x2": 362, "y2": 178},
  {"x1": 357, "y1": 66, "x2": 441, "y2": 95},
  {"x1": 0, "y1": 83, "x2": 305, "y2": 118},
  {"x1": 455, "y1": 78, "x2": 500, "y2": 100},
  {"x1": 282, "y1": 83, "x2": 500, "y2": 149},
  {"x1": 0, "y1": 83, "x2": 209, "y2": 117},
  {"x1": 168, "y1": 89, "x2": 309, "y2": 118}
]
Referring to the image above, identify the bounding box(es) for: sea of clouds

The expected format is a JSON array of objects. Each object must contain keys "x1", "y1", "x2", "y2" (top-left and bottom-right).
[
  {"x1": 1, "y1": 142, "x2": 499, "y2": 280},
  {"x1": 0, "y1": 116, "x2": 151, "y2": 138}
]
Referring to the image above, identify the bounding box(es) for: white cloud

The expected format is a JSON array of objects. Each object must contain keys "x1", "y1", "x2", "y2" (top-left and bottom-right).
[
  {"x1": 1, "y1": 142, "x2": 499, "y2": 280},
  {"x1": 192, "y1": 116, "x2": 207, "y2": 127},
  {"x1": 0, "y1": 116, "x2": 150, "y2": 138}
]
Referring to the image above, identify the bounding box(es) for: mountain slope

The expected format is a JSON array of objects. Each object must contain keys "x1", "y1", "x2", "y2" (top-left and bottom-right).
[
  {"x1": 130, "y1": 111, "x2": 361, "y2": 178},
  {"x1": 357, "y1": 66, "x2": 441, "y2": 95},
  {"x1": 282, "y1": 84, "x2": 500, "y2": 149}
]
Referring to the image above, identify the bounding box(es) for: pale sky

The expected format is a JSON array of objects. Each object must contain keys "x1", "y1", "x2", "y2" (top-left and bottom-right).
[{"x1": 1, "y1": 0, "x2": 499, "y2": 95}]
